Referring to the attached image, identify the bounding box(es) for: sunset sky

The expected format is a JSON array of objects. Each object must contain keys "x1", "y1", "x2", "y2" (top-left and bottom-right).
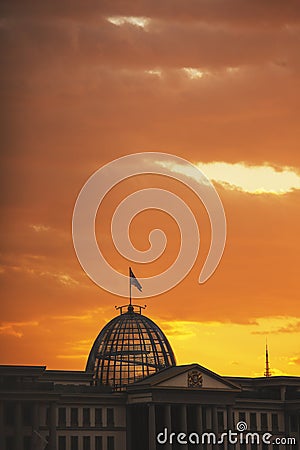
[{"x1": 1, "y1": 1, "x2": 300, "y2": 377}]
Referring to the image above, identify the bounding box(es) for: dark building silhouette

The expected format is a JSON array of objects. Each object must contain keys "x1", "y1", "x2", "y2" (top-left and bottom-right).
[{"x1": 0, "y1": 304, "x2": 299, "y2": 450}]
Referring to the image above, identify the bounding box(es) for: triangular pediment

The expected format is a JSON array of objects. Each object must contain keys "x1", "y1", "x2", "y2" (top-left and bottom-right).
[{"x1": 131, "y1": 364, "x2": 240, "y2": 391}]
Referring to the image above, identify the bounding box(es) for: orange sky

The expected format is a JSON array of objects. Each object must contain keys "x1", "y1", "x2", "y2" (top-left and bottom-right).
[{"x1": 1, "y1": 0, "x2": 300, "y2": 377}]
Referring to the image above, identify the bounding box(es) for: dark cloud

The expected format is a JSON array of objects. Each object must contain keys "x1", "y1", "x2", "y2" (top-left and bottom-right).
[
  {"x1": 1, "y1": 0, "x2": 300, "y2": 27},
  {"x1": 1, "y1": 16, "x2": 300, "y2": 73},
  {"x1": 1, "y1": 1, "x2": 299, "y2": 176}
]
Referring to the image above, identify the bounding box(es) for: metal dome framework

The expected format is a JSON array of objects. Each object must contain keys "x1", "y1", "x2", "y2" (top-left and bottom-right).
[{"x1": 86, "y1": 304, "x2": 176, "y2": 391}]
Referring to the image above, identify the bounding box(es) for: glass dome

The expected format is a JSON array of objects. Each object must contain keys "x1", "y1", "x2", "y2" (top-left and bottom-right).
[{"x1": 86, "y1": 304, "x2": 176, "y2": 391}]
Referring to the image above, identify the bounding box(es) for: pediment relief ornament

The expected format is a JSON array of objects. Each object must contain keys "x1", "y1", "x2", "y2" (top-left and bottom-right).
[{"x1": 188, "y1": 370, "x2": 203, "y2": 388}]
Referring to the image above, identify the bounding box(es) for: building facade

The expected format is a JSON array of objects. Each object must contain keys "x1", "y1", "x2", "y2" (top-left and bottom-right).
[{"x1": 0, "y1": 305, "x2": 299, "y2": 450}]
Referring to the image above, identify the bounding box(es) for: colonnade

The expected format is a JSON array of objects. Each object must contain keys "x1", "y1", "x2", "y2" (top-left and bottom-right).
[{"x1": 148, "y1": 403, "x2": 234, "y2": 450}]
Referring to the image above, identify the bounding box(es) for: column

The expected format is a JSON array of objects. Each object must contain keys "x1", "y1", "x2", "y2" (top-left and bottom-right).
[
  {"x1": 196, "y1": 405, "x2": 203, "y2": 435},
  {"x1": 126, "y1": 407, "x2": 132, "y2": 450},
  {"x1": 48, "y1": 402, "x2": 57, "y2": 450},
  {"x1": 195, "y1": 405, "x2": 203, "y2": 448},
  {"x1": 212, "y1": 406, "x2": 218, "y2": 434},
  {"x1": 0, "y1": 402, "x2": 5, "y2": 450},
  {"x1": 267, "y1": 412, "x2": 272, "y2": 431},
  {"x1": 257, "y1": 412, "x2": 261, "y2": 432},
  {"x1": 164, "y1": 405, "x2": 172, "y2": 450},
  {"x1": 278, "y1": 410, "x2": 285, "y2": 432},
  {"x1": 15, "y1": 402, "x2": 22, "y2": 450},
  {"x1": 179, "y1": 405, "x2": 188, "y2": 450},
  {"x1": 205, "y1": 407, "x2": 213, "y2": 450},
  {"x1": 148, "y1": 404, "x2": 156, "y2": 450},
  {"x1": 227, "y1": 406, "x2": 234, "y2": 450}
]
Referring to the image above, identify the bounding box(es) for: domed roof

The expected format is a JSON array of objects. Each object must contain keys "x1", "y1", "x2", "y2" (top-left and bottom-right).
[{"x1": 86, "y1": 304, "x2": 176, "y2": 391}]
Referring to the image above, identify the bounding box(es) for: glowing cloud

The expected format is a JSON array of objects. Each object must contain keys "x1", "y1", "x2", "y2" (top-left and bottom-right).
[
  {"x1": 30, "y1": 224, "x2": 50, "y2": 232},
  {"x1": 196, "y1": 162, "x2": 300, "y2": 194},
  {"x1": 0, "y1": 321, "x2": 39, "y2": 338},
  {"x1": 183, "y1": 68, "x2": 208, "y2": 79},
  {"x1": 145, "y1": 69, "x2": 162, "y2": 77},
  {"x1": 159, "y1": 160, "x2": 300, "y2": 195},
  {"x1": 106, "y1": 16, "x2": 150, "y2": 28}
]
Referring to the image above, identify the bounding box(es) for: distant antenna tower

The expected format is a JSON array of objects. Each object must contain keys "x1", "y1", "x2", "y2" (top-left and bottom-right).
[{"x1": 264, "y1": 339, "x2": 272, "y2": 377}]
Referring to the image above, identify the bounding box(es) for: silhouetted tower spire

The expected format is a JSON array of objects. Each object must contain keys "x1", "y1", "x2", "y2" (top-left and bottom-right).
[{"x1": 264, "y1": 339, "x2": 272, "y2": 377}]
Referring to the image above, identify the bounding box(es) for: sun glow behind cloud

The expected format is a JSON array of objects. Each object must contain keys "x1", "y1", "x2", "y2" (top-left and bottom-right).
[
  {"x1": 197, "y1": 162, "x2": 300, "y2": 194},
  {"x1": 158, "y1": 160, "x2": 300, "y2": 195}
]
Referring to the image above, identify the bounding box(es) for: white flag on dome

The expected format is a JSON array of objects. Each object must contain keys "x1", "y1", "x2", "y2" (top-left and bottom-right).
[{"x1": 129, "y1": 267, "x2": 142, "y2": 292}]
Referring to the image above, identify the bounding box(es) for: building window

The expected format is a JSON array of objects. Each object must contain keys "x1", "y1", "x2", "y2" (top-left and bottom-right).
[
  {"x1": 261, "y1": 413, "x2": 268, "y2": 431},
  {"x1": 95, "y1": 436, "x2": 103, "y2": 450},
  {"x1": 83, "y1": 436, "x2": 90, "y2": 450},
  {"x1": 239, "y1": 411, "x2": 246, "y2": 422},
  {"x1": 107, "y1": 436, "x2": 115, "y2": 450},
  {"x1": 217, "y1": 411, "x2": 224, "y2": 430},
  {"x1": 107, "y1": 408, "x2": 114, "y2": 427},
  {"x1": 95, "y1": 408, "x2": 103, "y2": 427},
  {"x1": 58, "y1": 436, "x2": 66, "y2": 450},
  {"x1": 46, "y1": 407, "x2": 50, "y2": 426},
  {"x1": 71, "y1": 408, "x2": 78, "y2": 427},
  {"x1": 70, "y1": 436, "x2": 78, "y2": 450},
  {"x1": 83, "y1": 408, "x2": 90, "y2": 427},
  {"x1": 271, "y1": 413, "x2": 279, "y2": 431},
  {"x1": 58, "y1": 408, "x2": 66, "y2": 427},
  {"x1": 250, "y1": 413, "x2": 257, "y2": 430},
  {"x1": 290, "y1": 414, "x2": 298, "y2": 432},
  {"x1": 4, "y1": 403, "x2": 15, "y2": 426}
]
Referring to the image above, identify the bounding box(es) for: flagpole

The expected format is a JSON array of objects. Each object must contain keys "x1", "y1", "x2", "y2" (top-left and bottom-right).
[{"x1": 129, "y1": 267, "x2": 132, "y2": 306}]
